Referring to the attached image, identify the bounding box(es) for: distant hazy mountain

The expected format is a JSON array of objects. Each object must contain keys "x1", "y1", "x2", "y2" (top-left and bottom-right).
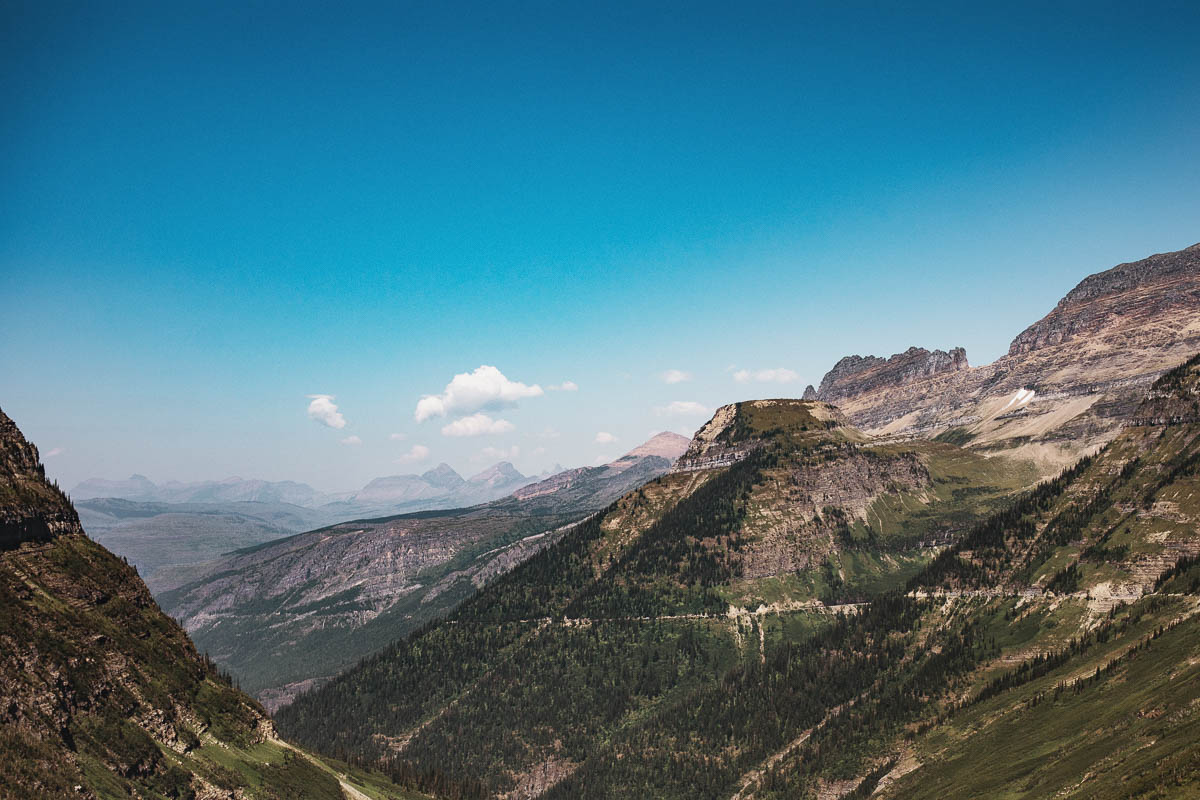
[
  {"x1": 69, "y1": 472, "x2": 158, "y2": 500},
  {"x1": 71, "y1": 473, "x2": 330, "y2": 505},
  {"x1": 620, "y1": 431, "x2": 692, "y2": 460},
  {"x1": 421, "y1": 462, "x2": 467, "y2": 490},
  {"x1": 500, "y1": 432, "x2": 690, "y2": 513},
  {"x1": 76, "y1": 497, "x2": 331, "y2": 593},
  {"x1": 70, "y1": 460, "x2": 542, "y2": 599},
  {"x1": 71, "y1": 460, "x2": 536, "y2": 516}
]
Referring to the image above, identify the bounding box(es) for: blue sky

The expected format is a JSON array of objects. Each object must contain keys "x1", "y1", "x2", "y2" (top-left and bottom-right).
[{"x1": 3, "y1": 1, "x2": 1199, "y2": 491}]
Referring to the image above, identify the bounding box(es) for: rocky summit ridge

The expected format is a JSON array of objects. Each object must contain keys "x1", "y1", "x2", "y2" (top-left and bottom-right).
[
  {"x1": 813, "y1": 346, "x2": 969, "y2": 404},
  {"x1": 808, "y1": 241, "x2": 1200, "y2": 471},
  {"x1": 1009, "y1": 241, "x2": 1200, "y2": 355}
]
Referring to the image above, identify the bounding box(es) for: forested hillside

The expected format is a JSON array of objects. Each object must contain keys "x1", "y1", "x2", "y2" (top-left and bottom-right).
[{"x1": 276, "y1": 396, "x2": 1123, "y2": 798}]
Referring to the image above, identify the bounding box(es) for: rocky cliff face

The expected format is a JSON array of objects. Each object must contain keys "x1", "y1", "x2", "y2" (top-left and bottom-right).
[
  {"x1": 0, "y1": 408, "x2": 340, "y2": 799},
  {"x1": 1129, "y1": 352, "x2": 1200, "y2": 426},
  {"x1": 809, "y1": 242, "x2": 1200, "y2": 471},
  {"x1": 672, "y1": 399, "x2": 856, "y2": 472},
  {"x1": 1009, "y1": 242, "x2": 1200, "y2": 355},
  {"x1": 0, "y1": 410, "x2": 79, "y2": 548},
  {"x1": 815, "y1": 347, "x2": 969, "y2": 404}
]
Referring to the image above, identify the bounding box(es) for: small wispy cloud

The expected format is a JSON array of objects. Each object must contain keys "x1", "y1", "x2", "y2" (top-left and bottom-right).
[
  {"x1": 441, "y1": 413, "x2": 515, "y2": 437},
  {"x1": 661, "y1": 369, "x2": 692, "y2": 384},
  {"x1": 474, "y1": 445, "x2": 520, "y2": 463},
  {"x1": 655, "y1": 401, "x2": 711, "y2": 417},
  {"x1": 548, "y1": 380, "x2": 578, "y2": 391},
  {"x1": 44, "y1": 447, "x2": 64, "y2": 458},
  {"x1": 732, "y1": 368, "x2": 801, "y2": 384},
  {"x1": 340, "y1": 435, "x2": 363, "y2": 446},
  {"x1": 415, "y1": 365, "x2": 542, "y2": 421},
  {"x1": 307, "y1": 394, "x2": 347, "y2": 429},
  {"x1": 594, "y1": 431, "x2": 617, "y2": 444},
  {"x1": 396, "y1": 444, "x2": 430, "y2": 463},
  {"x1": 536, "y1": 427, "x2": 561, "y2": 440},
  {"x1": 389, "y1": 432, "x2": 407, "y2": 441}
]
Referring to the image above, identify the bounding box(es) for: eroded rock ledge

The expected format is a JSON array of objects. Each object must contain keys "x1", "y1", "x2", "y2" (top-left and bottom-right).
[{"x1": 815, "y1": 346, "x2": 968, "y2": 404}]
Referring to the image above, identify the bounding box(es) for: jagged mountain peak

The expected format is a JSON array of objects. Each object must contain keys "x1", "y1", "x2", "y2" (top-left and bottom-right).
[
  {"x1": 1, "y1": 406, "x2": 44, "y2": 478},
  {"x1": 1059, "y1": 241, "x2": 1198, "y2": 308},
  {"x1": 468, "y1": 461, "x2": 525, "y2": 486},
  {"x1": 618, "y1": 431, "x2": 690, "y2": 462},
  {"x1": 421, "y1": 462, "x2": 466, "y2": 489},
  {"x1": 799, "y1": 242, "x2": 1200, "y2": 470},
  {"x1": 815, "y1": 346, "x2": 968, "y2": 404}
]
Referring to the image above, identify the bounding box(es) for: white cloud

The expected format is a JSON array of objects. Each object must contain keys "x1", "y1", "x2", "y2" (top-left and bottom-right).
[
  {"x1": 548, "y1": 380, "x2": 578, "y2": 391},
  {"x1": 733, "y1": 368, "x2": 801, "y2": 384},
  {"x1": 593, "y1": 454, "x2": 611, "y2": 465},
  {"x1": 536, "y1": 427, "x2": 561, "y2": 439},
  {"x1": 656, "y1": 400, "x2": 711, "y2": 417},
  {"x1": 340, "y1": 435, "x2": 363, "y2": 446},
  {"x1": 474, "y1": 445, "x2": 520, "y2": 463},
  {"x1": 389, "y1": 432, "x2": 407, "y2": 441},
  {"x1": 396, "y1": 444, "x2": 430, "y2": 464},
  {"x1": 44, "y1": 447, "x2": 64, "y2": 458},
  {"x1": 415, "y1": 365, "x2": 543, "y2": 421},
  {"x1": 532, "y1": 446, "x2": 547, "y2": 456},
  {"x1": 594, "y1": 431, "x2": 617, "y2": 444},
  {"x1": 441, "y1": 413, "x2": 516, "y2": 437},
  {"x1": 661, "y1": 369, "x2": 692, "y2": 384},
  {"x1": 307, "y1": 394, "x2": 347, "y2": 429}
]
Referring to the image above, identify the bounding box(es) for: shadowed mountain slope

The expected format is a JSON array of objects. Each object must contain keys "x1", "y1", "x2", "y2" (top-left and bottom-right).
[{"x1": 0, "y1": 408, "x2": 362, "y2": 799}]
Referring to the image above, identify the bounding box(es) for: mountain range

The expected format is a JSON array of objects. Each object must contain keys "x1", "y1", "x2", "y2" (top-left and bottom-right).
[
  {"x1": 267, "y1": 242, "x2": 1200, "y2": 798},
  {"x1": 71, "y1": 461, "x2": 550, "y2": 593},
  {"x1": 159, "y1": 432, "x2": 690, "y2": 710},
  {"x1": 805, "y1": 241, "x2": 1200, "y2": 473},
  {"x1": 279, "y1": 350, "x2": 1200, "y2": 800},
  {"x1": 4, "y1": 241, "x2": 1200, "y2": 799},
  {"x1": 72, "y1": 460, "x2": 540, "y2": 512}
]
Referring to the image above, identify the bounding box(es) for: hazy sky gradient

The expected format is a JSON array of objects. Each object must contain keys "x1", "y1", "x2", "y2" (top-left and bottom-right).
[{"x1": 3, "y1": 1, "x2": 1199, "y2": 491}]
